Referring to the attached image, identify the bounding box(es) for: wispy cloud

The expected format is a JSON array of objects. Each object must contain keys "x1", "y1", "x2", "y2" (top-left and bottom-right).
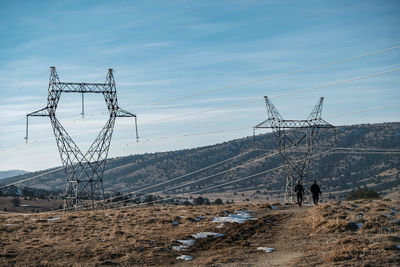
[{"x1": 95, "y1": 42, "x2": 172, "y2": 55}]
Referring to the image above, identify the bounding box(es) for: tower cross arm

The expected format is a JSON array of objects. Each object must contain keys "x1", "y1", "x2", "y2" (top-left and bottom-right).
[
  {"x1": 27, "y1": 107, "x2": 49, "y2": 117},
  {"x1": 309, "y1": 118, "x2": 335, "y2": 128},
  {"x1": 115, "y1": 107, "x2": 136, "y2": 117},
  {"x1": 254, "y1": 118, "x2": 281, "y2": 129},
  {"x1": 254, "y1": 119, "x2": 335, "y2": 129},
  {"x1": 53, "y1": 82, "x2": 111, "y2": 93},
  {"x1": 115, "y1": 107, "x2": 139, "y2": 141}
]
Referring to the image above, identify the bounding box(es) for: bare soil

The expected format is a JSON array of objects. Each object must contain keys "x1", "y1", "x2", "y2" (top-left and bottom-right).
[{"x1": 0, "y1": 200, "x2": 399, "y2": 266}]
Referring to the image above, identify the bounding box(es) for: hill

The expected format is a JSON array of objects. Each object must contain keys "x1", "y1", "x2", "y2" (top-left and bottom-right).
[
  {"x1": 0, "y1": 170, "x2": 29, "y2": 180},
  {"x1": 1, "y1": 122, "x2": 399, "y2": 200},
  {"x1": 0, "y1": 199, "x2": 399, "y2": 266}
]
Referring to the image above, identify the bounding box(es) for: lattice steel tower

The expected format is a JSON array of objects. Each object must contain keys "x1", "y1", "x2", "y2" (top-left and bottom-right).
[
  {"x1": 254, "y1": 96, "x2": 334, "y2": 202},
  {"x1": 25, "y1": 67, "x2": 138, "y2": 210}
]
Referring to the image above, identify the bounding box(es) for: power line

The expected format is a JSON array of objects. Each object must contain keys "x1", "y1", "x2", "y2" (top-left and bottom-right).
[
  {"x1": 2, "y1": 44, "x2": 399, "y2": 152},
  {"x1": 126, "y1": 126, "x2": 252, "y2": 146},
  {"x1": 1, "y1": 104, "x2": 399, "y2": 158},
  {"x1": 136, "y1": 45, "x2": 400, "y2": 108},
  {"x1": 327, "y1": 105, "x2": 400, "y2": 118},
  {"x1": 2, "y1": 143, "x2": 397, "y2": 199},
  {"x1": 104, "y1": 146, "x2": 400, "y2": 208},
  {"x1": 269, "y1": 67, "x2": 400, "y2": 99},
  {"x1": 117, "y1": 148, "x2": 335, "y2": 209},
  {"x1": 329, "y1": 151, "x2": 400, "y2": 154},
  {"x1": 2, "y1": 69, "x2": 49, "y2": 102},
  {"x1": 0, "y1": 167, "x2": 64, "y2": 189},
  {"x1": 3, "y1": 146, "x2": 398, "y2": 214},
  {"x1": 141, "y1": 66, "x2": 400, "y2": 125},
  {"x1": 94, "y1": 148, "x2": 257, "y2": 204},
  {"x1": 1, "y1": 147, "x2": 281, "y2": 213},
  {"x1": 328, "y1": 147, "x2": 400, "y2": 154},
  {"x1": 103, "y1": 149, "x2": 286, "y2": 207},
  {"x1": 333, "y1": 147, "x2": 400, "y2": 152}
]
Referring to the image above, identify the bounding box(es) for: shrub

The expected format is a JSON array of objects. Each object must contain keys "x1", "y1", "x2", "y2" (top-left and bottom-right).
[
  {"x1": 11, "y1": 197, "x2": 20, "y2": 207},
  {"x1": 346, "y1": 187, "x2": 380, "y2": 200},
  {"x1": 193, "y1": 196, "x2": 204, "y2": 205},
  {"x1": 214, "y1": 198, "x2": 223, "y2": 205}
]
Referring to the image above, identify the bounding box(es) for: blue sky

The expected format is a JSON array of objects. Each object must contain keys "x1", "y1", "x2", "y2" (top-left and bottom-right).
[{"x1": 0, "y1": 0, "x2": 399, "y2": 171}]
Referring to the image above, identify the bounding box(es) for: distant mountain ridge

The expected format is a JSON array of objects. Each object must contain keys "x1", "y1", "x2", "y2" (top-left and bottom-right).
[
  {"x1": 1, "y1": 122, "x2": 399, "y2": 199},
  {"x1": 0, "y1": 170, "x2": 30, "y2": 180}
]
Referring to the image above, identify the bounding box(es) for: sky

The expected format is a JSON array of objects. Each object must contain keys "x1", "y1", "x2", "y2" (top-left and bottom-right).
[{"x1": 0, "y1": 0, "x2": 399, "y2": 172}]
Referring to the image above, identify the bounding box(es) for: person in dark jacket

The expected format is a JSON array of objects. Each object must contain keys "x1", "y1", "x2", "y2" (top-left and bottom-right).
[
  {"x1": 310, "y1": 181, "x2": 322, "y2": 205},
  {"x1": 294, "y1": 181, "x2": 305, "y2": 207}
]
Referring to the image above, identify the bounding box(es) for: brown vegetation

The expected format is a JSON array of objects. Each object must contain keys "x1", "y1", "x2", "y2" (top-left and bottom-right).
[
  {"x1": 303, "y1": 199, "x2": 400, "y2": 266},
  {"x1": 1, "y1": 200, "x2": 399, "y2": 266}
]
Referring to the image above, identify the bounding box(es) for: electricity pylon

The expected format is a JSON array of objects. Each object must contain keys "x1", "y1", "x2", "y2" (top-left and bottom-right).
[
  {"x1": 254, "y1": 96, "x2": 334, "y2": 202},
  {"x1": 25, "y1": 67, "x2": 138, "y2": 210}
]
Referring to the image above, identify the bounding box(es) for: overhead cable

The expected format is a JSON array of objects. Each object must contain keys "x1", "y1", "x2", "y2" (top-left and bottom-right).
[{"x1": 137, "y1": 45, "x2": 400, "y2": 107}]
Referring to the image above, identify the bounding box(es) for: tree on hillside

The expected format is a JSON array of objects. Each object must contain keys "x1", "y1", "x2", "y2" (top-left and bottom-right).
[
  {"x1": 11, "y1": 197, "x2": 20, "y2": 207},
  {"x1": 22, "y1": 187, "x2": 35, "y2": 199},
  {"x1": 214, "y1": 198, "x2": 223, "y2": 205},
  {"x1": 144, "y1": 195, "x2": 154, "y2": 205},
  {"x1": 193, "y1": 196, "x2": 204, "y2": 205},
  {"x1": 112, "y1": 192, "x2": 124, "y2": 202}
]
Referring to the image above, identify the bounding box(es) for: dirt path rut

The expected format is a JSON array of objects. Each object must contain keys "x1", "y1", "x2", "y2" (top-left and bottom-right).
[{"x1": 253, "y1": 206, "x2": 311, "y2": 266}]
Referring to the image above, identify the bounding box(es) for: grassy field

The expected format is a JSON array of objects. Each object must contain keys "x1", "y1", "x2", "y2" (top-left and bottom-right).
[
  {"x1": 0, "y1": 197, "x2": 63, "y2": 213},
  {"x1": 0, "y1": 199, "x2": 399, "y2": 266}
]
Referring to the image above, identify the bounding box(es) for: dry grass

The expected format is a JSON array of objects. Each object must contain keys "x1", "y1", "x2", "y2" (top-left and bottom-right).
[
  {"x1": 0, "y1": 203, "x2": 281, "y2": 266},
  {"x1": 303, "y1": 199, "x2": 400, "y2": 266},
  {"x1": 1, "y1": 200, "x2": 399, "y2": 266}
]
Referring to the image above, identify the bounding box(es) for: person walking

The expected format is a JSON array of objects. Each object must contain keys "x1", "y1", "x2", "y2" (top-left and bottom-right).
[
  {"x1": 294, "y1": 181, "x2": 305, "y2": 207},
  {"x1": 310, "y1": 181, "x2": 322, "y2": 205}
]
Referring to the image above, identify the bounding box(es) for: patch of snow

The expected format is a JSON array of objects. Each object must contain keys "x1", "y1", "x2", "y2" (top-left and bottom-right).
[
  {"x1": 47, "y1": 217, "x2": 60, "y2": 221},
  {"x1": 4, "y1": 224, "x2": 16, "y2": 226},
  {"x1": 358, "y1": 214, "x2": 364, "y2": 219},
  {"x1": 172, "y1": 239, "x2": 196, "y2": 251},
  {"x1": 216, "y1": 223, "x2": 225, "y2": 228},
  {"x1": 392, "y1": 219, "x2": 400, "y2": 224},
  {"x1": 191, "y1": 215, "x2": 206, "y2": 222},
  {"x1": 257, "y1": 247, "x2": 275, "y2": 253},
  {"x1": 212, "y1": 210, "x2": 256, "y2": 224},
  {"x1": 396, "y1": 244, "x2": 400, "y2": 250},
  {"x1": 192, "y1": 232, "x2": 224, "y2": 239},
  {"x1": 269, "y1": 205, "x2": 279, "y2": 210},
  {"x1": 172, "y1": 245, "x2": 188, "y2": 251},
  {"x1": 176, "y1": 255, "x2": 193, "y2": 261},
  {"x1": 383, "y1": 214, "x2": 392, "y2": 219},
  {"x1": 391, "y1": 208, "x2": 399, "y2": 215},
  {"x1": 177, "y1": 239, "x2": 195, "y2": 246},
  {"x1": 20, "y1": 204, "x2": 30, "y2": 207},
  {"x1": 356, "y1": 223, "x2": 363, "y2": 229},
  {"x1": 172, "y1": 221, "x2": 179, "y2": 226},
  {"x1": 305, "y1": 204, "x2": 313, "y2": 207}
]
